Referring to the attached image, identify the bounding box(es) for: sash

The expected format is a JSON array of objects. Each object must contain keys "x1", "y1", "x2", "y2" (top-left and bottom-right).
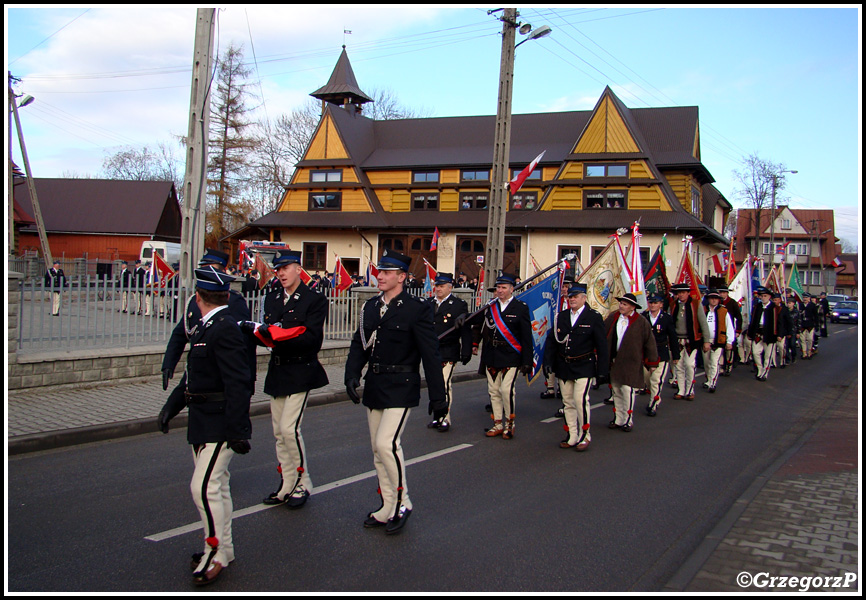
[{"x1": 491, "y1": 301, "x2": 522, "y2": 354}]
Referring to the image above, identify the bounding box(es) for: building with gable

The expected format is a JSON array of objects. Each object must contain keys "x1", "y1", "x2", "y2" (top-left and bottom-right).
[{"x1": 226, "y1": 48, "x2": 732, "y2": 283}]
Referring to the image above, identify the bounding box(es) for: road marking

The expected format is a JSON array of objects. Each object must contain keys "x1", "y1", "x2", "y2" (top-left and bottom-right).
[{"x1": 144, "y1": 443, "x2": 473, "y2": 542}]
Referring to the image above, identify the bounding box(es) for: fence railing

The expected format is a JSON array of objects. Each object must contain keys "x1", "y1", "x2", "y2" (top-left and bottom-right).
[{"x1": 15, "y1": 278, "x2": 490, "y2": 353}]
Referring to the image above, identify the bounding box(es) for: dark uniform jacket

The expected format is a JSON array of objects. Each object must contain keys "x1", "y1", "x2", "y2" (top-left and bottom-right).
[
  {"x1": 427, "y1": 294, "x2": 472, "y2": 362},
  {"x1": 747, "y1": 302, "x2": 783, "y2": 344},
  {"x1": 162, "y1": 291, "x2": 254, "y2": 383},
  {"x1": 544, "y1": 306, "x2": 609, "y2": 381},
  {"x1": 801, "y1": 302, "x2": 819, "y2": 330},
  {"x1": 721, "y1": 297, "x2": 743, "y2": 333},
  {"x1": 642, "y1": 310, "x2": 681, "y2": 363},
  {"x1": 44, "y1": 267, "x2": 67, "y2": 289},
  {"x1": 670, "y1": 297, "x2": 708, "y2": 350},
  {"x1": 259, "y1": 282, "x2": 329, "y2": 397},
  {"x1": 184, "y1": 308, "x2": 252, "y2": 445},
  {"x1": 133, "y1": 266, "x2": 147, "y2": 290},
  {"x1": 346, "y1": 290, "x2": 447, "y2": 411},
  {"x1": 469, "y1": 297, "x2": 534, "y2": 370}
]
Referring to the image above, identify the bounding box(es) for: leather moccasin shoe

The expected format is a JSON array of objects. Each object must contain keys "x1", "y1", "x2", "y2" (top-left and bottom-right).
[
  {"x1": 193, "y1": 561, "x2": 225, "y2": 586},
  {"x1": 575, "y1": 441, "x2": 590, "y2": 452},
  {"x1": 262, "y1": 492, "x2": 287, "y2": 505},
  {"x1": 364, "y1": 513, "x2": 387, "y2": 528},
  {"x1": 622, "y1": 424, "x2": 633, "y2": 432},
  {"x1": 385, "y1": 507, "x2": 412, "y2": 536},
  {"x1": 285, "y1": 489, "x2": 309, "y2": 509}
]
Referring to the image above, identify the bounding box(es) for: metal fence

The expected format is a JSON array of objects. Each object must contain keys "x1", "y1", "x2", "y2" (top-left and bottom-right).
[{"x1": 16, "y1": 278, "x2": 486, "y2": 353}]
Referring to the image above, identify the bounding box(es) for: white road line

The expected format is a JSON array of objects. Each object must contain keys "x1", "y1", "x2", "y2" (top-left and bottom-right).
[{"x1": 145, "y1": 443, "x2": 473, "y2": 542}]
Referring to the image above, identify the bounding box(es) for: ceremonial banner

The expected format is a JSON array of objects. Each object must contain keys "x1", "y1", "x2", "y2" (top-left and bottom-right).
[
  {"x1": 626, "y1": 222, "x2": 647, "y2": 310},
  {"x1": 675, "y1": 244, "x2": 701, "y2": 300},
  {"x1": 150, "y1": 252, "x2": 175, "y2": 288},
  {"x1": 334, "y1": 256, "x2": 353, "y2": 295},
  {"x1": 787, "y1": 262, "x2": 805, "y2": 302},
  {"x1": 644, "y1": 245, "x2": 671, "y2": 306},
  {"x1": 728, "y1": 256, "x2": 753, "y2": 326},
  {"x1": 577, "y1": 240, "x2": 628, "y2": 320},
  {"x1": 254, "y1": 254, "x2": 275, "y2": 290},
  {"x1": 365, "y1": 262, "x2": 379, "y2": 287},
  {"x1": 422, "y1": 258, "x2": 437, "y2": 296},
  {"x1": 763, "y1": 265, "x2": 782, "y2": 294},
  {"x1": 515, "y1": 269, "x2": 562, "y2": 383}
]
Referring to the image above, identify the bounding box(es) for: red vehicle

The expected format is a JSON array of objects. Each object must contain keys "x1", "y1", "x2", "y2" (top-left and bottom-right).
[{"x1": 238, "y1": 240, "x2": 291, "y2": 274}]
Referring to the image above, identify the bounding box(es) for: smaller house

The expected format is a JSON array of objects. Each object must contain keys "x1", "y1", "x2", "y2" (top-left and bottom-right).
[{"x1": 13, "y1": 178, "x2": 181, "y2": 264}]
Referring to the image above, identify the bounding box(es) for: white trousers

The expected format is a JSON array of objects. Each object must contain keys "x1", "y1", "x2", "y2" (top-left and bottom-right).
[
  {"x1": 191, "y1": 442, "x2": 235, "y2": 568},
  {"x1": 643, "y1": 361, "x2": 669, "y2": 410},
  {"x1": 367, "y1": 407, "x2": 412, "y2": 523},
  {"x1": 702, "y1": 347, "x2": 724, "y2": 389},
  {"x1": 751, "y1": 340, "x2": 773, "y2": 379},
  {"x1": 485, "y1": 367, "x2": 519, "y2": 422},
  {"x1": 611, "y1": 383, "x2": 636, "y2": 427},
  {"x1": 441, "y1": 362, "x2": 457, "y2": 423},
  {"x1": 270, "y1": 392, "x2": 313, "y2": 497},
  {"x1": 560, "y1": 378, "x2": 593, "y2": 445},
  {"x1": 799, "y1": 328, "x2": 814, "y2": 357},
  {"x1": 675, "y1": 341, "x2": 698, "y2": 396}
]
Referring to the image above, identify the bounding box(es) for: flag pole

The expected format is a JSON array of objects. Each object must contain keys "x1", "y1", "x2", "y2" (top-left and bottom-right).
[{"x1": 437, "y1": 253, "x2": 573, "y2": 340}]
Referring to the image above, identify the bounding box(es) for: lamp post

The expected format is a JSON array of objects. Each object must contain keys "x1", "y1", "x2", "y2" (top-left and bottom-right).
[
  {"x1": 483, "y1": 9, "x2": 551, "y2": 288},
  {"x1": 809, "y1": 226, "x2": 832, "y2": 294},
  {"x1": 768, "y1": 169, "x2": 797, "y2": 265}
]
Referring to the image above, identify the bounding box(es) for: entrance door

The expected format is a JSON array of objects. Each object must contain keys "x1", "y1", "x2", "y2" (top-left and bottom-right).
[
  {"x1": 455, "y1": 236, "x2": 521, "y2": 280},
  {"x1": 379, "y1": 234, "x2": 435, "y2": 279}
]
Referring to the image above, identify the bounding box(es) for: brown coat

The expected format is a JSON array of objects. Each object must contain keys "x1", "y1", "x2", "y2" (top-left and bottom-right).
[{"x1": 604, "y1": 311, "x2": 659, "y2": 388}]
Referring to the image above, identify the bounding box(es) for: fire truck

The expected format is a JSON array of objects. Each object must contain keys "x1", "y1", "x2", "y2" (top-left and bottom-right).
[{"x1": 238, "y1": 240, "x2": 291, "y2": 274}]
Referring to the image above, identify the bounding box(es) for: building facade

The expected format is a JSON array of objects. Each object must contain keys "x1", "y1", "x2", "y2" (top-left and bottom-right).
[{"x1": 227, "y1": 49, "x2": 731, "y2": 284}]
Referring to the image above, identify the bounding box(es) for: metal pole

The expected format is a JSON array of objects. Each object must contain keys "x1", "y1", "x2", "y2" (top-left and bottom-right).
[
  {"x1": 769, "y1": 174, "x2": 777, "y2": 268},
  {"x1": 484, "y1": 8, "x2": 517, "y2": 288},
  {"x1": 10, "y1": 78, "x2": 52, "y2": 268},
  {"x1": 180, "y1": 8, "x2": 215, "y2": 289}
]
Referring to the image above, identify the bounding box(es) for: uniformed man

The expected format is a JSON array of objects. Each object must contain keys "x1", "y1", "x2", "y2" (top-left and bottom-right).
[
  {"x1": 641, "y1": 294, "x2": 679, "y2": 416},
  {"x1": 669, "y1": 283, "x2": 711, "y2": 400},
  {"x1": 118, "y1": 260, "x2": 132, "y2": 313},
  {"x1": 702, "y1": 290, "x2": 735, "y2": 393},
  {"x1": 800, "y1": 293, "x2": 819, "y2": 359},
  {"x1": 157, "y1": 266, "x2": 252, "y2": 586},
  {"x1": 469, "y1": 272, "x2": 533, "y2": 440},
  {"x1": 771, "y1": 292, "x2": 793, "y2": 369},
  {"x1": 345, "y1": 249, "x2": 447, "y2": 535},
  {"x1": 425, "y1": 272, "x2": 472, "y2": 432},
  {"x1": 132, "y1": 259, "x2": 147, "y2": 314},
  {"x1": 161, "y1": 250, "x2": 255, "y2": 427},
  {"x1": 746, "y1": 287, "x2": 782, "y2": 381},
  {"x1": 603, "y1": 293, "x2": 658, "y2": 432},
  {"x1": 44, "y1": 260, "x2": 66, "y2": 316},
  {"x1": 543, "y1": 283, "x2": 609, "y2": 451},
  {"x1": 818, "y1": 292, "x2": 830, "y2": 337},
  {"x1": 717, "y1": 286, "x2": 743, "y2": 375},
  {"x1": 241, "y1": 250, "x2": 329, "y2": 508}
]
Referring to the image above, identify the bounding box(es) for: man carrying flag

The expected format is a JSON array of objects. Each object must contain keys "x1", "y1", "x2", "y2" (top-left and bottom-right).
[{"x1": 670, "y1": 280, "x2": 711, "y2": 401}]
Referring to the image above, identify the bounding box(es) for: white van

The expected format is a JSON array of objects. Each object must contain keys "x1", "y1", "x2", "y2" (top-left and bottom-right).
[{"x1": 140, "y1": 241, "x2": 181, "y2": 266}]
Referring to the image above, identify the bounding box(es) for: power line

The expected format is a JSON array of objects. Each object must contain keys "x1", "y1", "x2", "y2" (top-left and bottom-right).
[{"x1": 8, "y1": 8, "x2": 92, "y2": 65}]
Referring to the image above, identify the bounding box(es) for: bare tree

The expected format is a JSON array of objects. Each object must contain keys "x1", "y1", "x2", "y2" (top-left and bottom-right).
[
  {"x1": 100, "y1": 141, "x2": 184, "y2": 200},
  {"x1": 732, "y1": 153, "x2": 789, "y2": 257}
]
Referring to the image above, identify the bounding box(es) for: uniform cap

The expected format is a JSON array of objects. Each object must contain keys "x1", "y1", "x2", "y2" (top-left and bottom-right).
[
  {"x1": 434, "y1": 272, "x2": 454, "y2": 285},
  {"x1": 273, "y1": 250, "x2": 302, "y2": 268},
  {"x1": 199, "y1": 248, "x2": 229, "y2": 268},
  {"x1": 195, "y1": 265, "x2": 234, "y2": 291},
  {"x1": 377, "y1": 249, "x2": 411, "y2": 272}
]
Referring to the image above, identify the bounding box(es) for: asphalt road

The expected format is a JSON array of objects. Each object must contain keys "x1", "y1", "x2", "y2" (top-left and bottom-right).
[{"x1": 7, "y1": 324, "x2": 858, "y2": 592}]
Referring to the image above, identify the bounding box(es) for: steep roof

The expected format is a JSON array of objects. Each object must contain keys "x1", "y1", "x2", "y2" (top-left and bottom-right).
[
  {"x1": 310, "y1": 46, "x2": 373, "y2": 107},
  {"x1": 14, "y1": 178, "x2": 180, "y2": 236}
]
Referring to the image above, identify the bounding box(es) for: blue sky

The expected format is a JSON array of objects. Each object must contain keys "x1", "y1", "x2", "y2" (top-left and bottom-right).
[{"x1": 5, "y1": 5, "x2": 861, "y2": 246}]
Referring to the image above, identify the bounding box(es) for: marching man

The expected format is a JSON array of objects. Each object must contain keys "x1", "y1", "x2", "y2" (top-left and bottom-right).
[
  {"x1": 641, "y1": 294, "x2": 679, "y2": 416},
  {"x1": 702, "y1": 290, "x2": 735, "y2": 393},
  {"x1": 669, "y1": 283, "x2": 711, "y2": 400}
]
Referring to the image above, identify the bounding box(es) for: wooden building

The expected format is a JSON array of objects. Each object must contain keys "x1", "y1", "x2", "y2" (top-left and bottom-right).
[
  {"x1": 13, "y1": 178, "x2": 181, "y2": 262},
  {"x1": 227, "y1": 48, "x2": 731, "y2": 282}
]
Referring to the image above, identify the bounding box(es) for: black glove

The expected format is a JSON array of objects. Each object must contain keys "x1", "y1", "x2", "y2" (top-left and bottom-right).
[
  {"x1": 157, "y1": 408, "x2": 170, "y2": 434},
  {"x1": 161, "y1": 368, "x2": 173, "y2": 391},
  {"x1": 228, "y1": 440, "x2": 251, "y2": 454},
  {"x1": 519, "y1": 364, "x2": 532, "y2": 375},
  {"x1": 595, "y1": 373, "x2": 610, "y2": 385},
  {"x1": 461, "y1": 354, "x2": 472, "y2": 365},
  {"x1": 238, "y1": 321, "x2": 259, "y2": 335},
  {"x1": 346, "y1": 378, "x2": 361, "y2": 404},
  {"x1": 455, "y1": 313, "x2": 468, "y2": 327}
]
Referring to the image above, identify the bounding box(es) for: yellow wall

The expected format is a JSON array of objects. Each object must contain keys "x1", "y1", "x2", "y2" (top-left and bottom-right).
[
  {"x1": 574, "y1": 97, "x2": 640, "y2": 154},
  {"x1": 304, "y1": 114, "x2": 349, "y2": 160}
]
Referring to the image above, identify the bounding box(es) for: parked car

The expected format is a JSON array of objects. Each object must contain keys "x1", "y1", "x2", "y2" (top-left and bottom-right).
[{"x1": 830, "y1": 301, "x2": 858, "y2": 324}]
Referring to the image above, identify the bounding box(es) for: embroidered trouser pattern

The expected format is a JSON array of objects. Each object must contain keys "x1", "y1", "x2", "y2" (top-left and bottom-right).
[
  {"x1": 191, "y1": 442, "x2": 235, "y2": 569},
  {"x1": 270, "y1": 391, "x2": 313, "y2": 497},
  {"x1": 560, "y1": 378, "x2": 593, "y2": 445},
  {"x1": 643, "y1": 360, "x2": 669, "y2": 410},
  {"x1": 367, "y1": 407, "x2": 412, "y2": 523},
  {"x1": 486, "y1": 367, "x2": 519, "y2": 422}
]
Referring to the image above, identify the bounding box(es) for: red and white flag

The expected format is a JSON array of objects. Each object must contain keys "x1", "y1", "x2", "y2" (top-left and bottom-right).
[
  {"x1": 151, "y1": 253, "x2": 175, "y2": 288},
  {"x1": 508, "y1": 150, "x2": 545, "y2": 195},
  {"x1": 832, "y1": 256, "x2": 843, "y2": 267},
  {"x1": 334, "y1": 255, "x2": 353, "y2": 295}
]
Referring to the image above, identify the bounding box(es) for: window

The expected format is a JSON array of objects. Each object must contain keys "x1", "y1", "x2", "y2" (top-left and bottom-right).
[
  {"x1": 781, "y1": 218, "x2": 792, "y2": 230},
  {"x1": 796, "y1": 243, "x2": 808, "y2": 255},
  {"x1": 381, "y1": 238, "x2": 405, "y2": 253},
  {"x1": 412, "y1": 171, "x2": 439, "y2": 183},
  {"x1": 461, "y1": 169, "x2": 489, "y2": 182},
  {"x1": 584, "y1": 190, "x2": 626, "y2": 209},
  {"x1": 558, "y1": 246, "x2": 582, "y2": 263},
  {"x1": 510, "y1": 167, "x2": 542, "y2": 181},
  {"x1": 303, "y1": 243, "x2": 327, "y2": 271},
  {"x1": 585, "y1": 164, "x2": 628, "y2": 178},
  {"x1": 412, "y1": 193, "x2": 439, "y2": 211},
  {"x1": 691, "y1": 186, "x2": 701, "y2": 217},
  {"x1": 511, "y1": 192, "x2": 537, "y2": 210},
  {"x1": 310, "y1": 169, "x2": 342, "y2": 183},
  {"x1": 411, "y1": 238, "x2": 433, "y2": 251},
  {"x1": 309, "y1": 192, "x2": 341, "y2": 210},
  {"x1": 591, "y1": 246, "x2": 607, "y2": 262},
  {"x1": 460, "y1": 192, "x2": 488, "y2": 210}
]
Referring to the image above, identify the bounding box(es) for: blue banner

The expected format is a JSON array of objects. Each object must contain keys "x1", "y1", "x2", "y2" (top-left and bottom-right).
[{"x1": 516, "y1": 269, "x2": 563, "y2": 383}]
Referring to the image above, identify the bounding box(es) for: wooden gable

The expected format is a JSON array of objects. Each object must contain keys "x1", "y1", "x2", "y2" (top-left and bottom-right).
[{"x1": 573, "y1": 94, "x2": 640, "y2": 154}]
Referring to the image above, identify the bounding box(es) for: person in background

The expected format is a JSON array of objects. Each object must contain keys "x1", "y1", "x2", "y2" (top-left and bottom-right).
[
  {"x1": 44, "y1": 260, "x2": 66, "y2": 316},
  {"x1": 641, "y1": 294, "x2": 679, "y2": 416}
]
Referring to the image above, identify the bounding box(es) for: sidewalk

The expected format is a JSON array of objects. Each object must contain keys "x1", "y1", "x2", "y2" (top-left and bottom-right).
[
  {"x1": 668, "y1": 379, "x2": 859, "y2": 593},
  {"x1": 7, "y1": 358, "x2": 483, "y2": 455}
]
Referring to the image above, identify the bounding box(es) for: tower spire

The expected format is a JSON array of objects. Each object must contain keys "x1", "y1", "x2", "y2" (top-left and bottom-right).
[{"x1": 310, "y1": 46, "x2": 373, "y2": 113}]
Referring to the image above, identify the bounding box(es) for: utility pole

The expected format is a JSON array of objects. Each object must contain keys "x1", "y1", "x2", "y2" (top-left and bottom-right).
[
  {"x1": 484, "y1": 8, "x2": 517, "y2": 288},
  {"x1": 180, "y1": 8, "x2": 216, "y2": 289},
  {"x1": 9, "y1": 73, "x2": 52, "y2": 267}
]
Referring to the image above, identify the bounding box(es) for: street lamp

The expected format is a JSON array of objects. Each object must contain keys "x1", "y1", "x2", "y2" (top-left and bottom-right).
[
  {"x1": 769, "y1": 169, "x2": 797, "y2": 265},
  {"x1": 484, "y1": 8, "x2": 551, "y2": 289}
]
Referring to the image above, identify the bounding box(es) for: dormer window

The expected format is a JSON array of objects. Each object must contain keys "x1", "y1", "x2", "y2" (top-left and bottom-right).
[
  {"x1": 585, "y1": 190, "x2": 626, "y2": 209},
  {"x1": 310, "y1": 169, "x2": 342, "y2": 183},
  {"x1": 585, "y1": 164, "x2": 628, "y2": 178},
  {"x1": 412, "y1": 171, "x2": 439, "y2": 183}
]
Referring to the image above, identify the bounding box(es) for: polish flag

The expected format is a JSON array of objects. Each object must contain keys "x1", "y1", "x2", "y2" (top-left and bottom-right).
[
  {"x1": 334, "y1": 256, "x2": 353, "y2": 295},
  {"x1": 430, "y1": 227, "x2": 440, "y2": 251},
  {"x1": 508, "y1": 150, "x2": 545, "y2": 195}
]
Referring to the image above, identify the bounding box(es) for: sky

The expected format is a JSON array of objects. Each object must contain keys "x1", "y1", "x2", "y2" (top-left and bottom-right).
[{"x1": 5, "y1": 5, "x2": 862, "y2": 248}]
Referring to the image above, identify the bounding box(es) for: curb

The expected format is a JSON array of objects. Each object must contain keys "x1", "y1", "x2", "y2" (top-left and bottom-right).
[{"x1": 7, "y1": 371, "x2": 484, "y2": 456}]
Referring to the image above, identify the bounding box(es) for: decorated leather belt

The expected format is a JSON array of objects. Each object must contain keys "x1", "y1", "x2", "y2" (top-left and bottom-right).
[
  {"x1": 272, "y1": 354, "x2": 315, "y2": 366},
  {"x1": 559, "y1": 351, "x2": 594, "y2": 363},
  {"x1": 491, "y1": 339, "x2": 515, "y2": 348},
  {"x1": 184, "y1": 391, "x2": 225, "y2": 404},
  {"x1": 370, "y1": 363, "x2": 413, "y2": 374}
]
